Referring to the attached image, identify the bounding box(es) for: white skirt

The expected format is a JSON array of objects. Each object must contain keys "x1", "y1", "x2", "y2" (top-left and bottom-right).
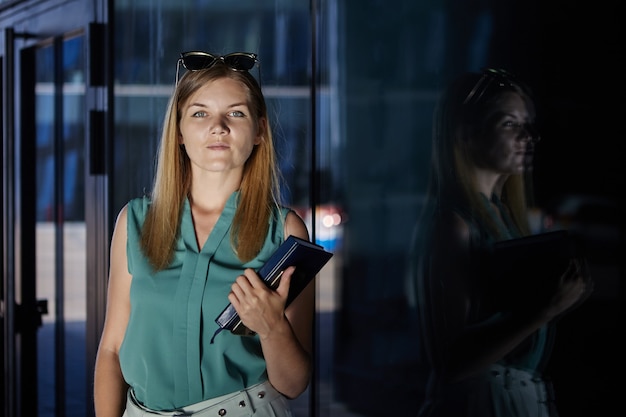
[{"x1": 419, "y1": 364, "x2": 557, "y2": 417}]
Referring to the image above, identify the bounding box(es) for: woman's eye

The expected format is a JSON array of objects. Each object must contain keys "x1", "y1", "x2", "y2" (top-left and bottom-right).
[
  {"x1": 228, "y1": 110, "x2": 245, "y2": 117},
  {"x1": 192, "y1": 111, "x2": 207, "y2": 118},
  {"x1": 503, "y1": 120, "x2": 521, "y2": 128}
]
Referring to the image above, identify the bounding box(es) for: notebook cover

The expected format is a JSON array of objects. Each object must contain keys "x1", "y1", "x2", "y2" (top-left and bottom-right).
[
  {"x1": 486, "y1": 229, "x2": 585, "y2": 310},
  {"x1": 213, "y1": 235, "x2": 333, "y2": 337}
]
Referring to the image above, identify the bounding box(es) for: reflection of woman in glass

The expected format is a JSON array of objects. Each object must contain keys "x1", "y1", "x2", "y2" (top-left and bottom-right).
[
  {"x1": 409, "y1": 69, "x2": 590, "y2": 417},
  {"x1": 94, "y1": 52, "x2": 313, "y2": 417}
]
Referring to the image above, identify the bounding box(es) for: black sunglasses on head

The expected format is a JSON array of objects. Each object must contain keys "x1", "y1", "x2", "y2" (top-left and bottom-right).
[
  {"x1": 463, "y1": 68, "x2": 521, "y2": 107},
  {"x1": 175, "y1": 51, "x2": 259, "y2": 85}
]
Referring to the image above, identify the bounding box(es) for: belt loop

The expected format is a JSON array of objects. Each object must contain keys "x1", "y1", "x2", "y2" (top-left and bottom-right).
[
  {"x1": 240, "y1": 388, "x2": 254, "y2": 415},
  {"x1": 214, "y1": 385, "x2": 263, "y2": 417},
  {"x1": 504, "y1": 368, "x2": 512, "y2": 389}
]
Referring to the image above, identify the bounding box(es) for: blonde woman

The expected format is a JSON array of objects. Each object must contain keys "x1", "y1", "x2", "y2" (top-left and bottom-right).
[
  {"x1": 94, "y1": 52, "x2": 312, "y2": 417},
  {"x1": 410, "y1": 69, "x2": 590, "y2": 417}
]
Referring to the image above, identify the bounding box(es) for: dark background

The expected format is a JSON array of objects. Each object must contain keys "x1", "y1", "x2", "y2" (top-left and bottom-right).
[{"x1": 336, "y1": 1, "x2": 624, "y2": 416}]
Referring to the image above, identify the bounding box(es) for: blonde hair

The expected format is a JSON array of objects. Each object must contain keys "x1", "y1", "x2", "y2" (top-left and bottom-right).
[{"x1": 141, "y1": 62, "x2": 281, "y2": 270}]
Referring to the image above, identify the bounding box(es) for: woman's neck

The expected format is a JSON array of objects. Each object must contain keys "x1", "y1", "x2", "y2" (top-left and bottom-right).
[{"x1": 471, "y1": 168, "x2": 500, "y2": 199}]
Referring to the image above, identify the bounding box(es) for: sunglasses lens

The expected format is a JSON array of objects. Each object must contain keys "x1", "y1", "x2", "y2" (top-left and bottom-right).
[
  {"x1": 223, "y1": 55, "x2": 256, "y2": 71},
  {"x1": 465, "y1": 69, "x2": 517, "y2": 106},
  {"x1": 182, "y1": 54, "x2": 216, "y2": 71}
]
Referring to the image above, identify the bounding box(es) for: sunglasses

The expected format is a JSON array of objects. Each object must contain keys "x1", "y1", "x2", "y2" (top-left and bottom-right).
[
  {"x1": 175, "y1": 51, "x2": 260, "y2": 85},
  {"x1": 463, "y1": 68, "x2": 520, "y2": 107}
]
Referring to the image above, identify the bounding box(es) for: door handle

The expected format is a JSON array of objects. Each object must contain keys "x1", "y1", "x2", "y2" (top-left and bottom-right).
[
  {"x1": 36, "y1": 299, "x2": 49, "y2": 327},
  {"x1": 14, "y1": 299, "x2": 49, "y2": 332}
]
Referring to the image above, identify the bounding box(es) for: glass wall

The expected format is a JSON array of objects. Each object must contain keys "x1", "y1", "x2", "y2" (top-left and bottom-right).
[{"x1": 110, "y1": 1, "x2": 622, "y2": 416}]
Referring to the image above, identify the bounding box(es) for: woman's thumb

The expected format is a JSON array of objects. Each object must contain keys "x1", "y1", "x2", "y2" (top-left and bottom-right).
[{"x1": 276, "y1": 265, "x2": 295, "y2": 298}]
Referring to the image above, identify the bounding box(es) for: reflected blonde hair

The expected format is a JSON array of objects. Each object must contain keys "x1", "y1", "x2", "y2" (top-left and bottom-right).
[{"x1": 141, "y1": 62, "x2": 281, "y2": 270}]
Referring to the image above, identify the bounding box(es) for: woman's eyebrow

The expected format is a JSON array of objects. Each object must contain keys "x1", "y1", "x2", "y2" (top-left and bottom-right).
[{"x1": 186, "y1": 101, "x2": 248, "y2": 108}]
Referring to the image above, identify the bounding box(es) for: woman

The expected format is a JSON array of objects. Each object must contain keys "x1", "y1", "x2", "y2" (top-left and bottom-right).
[
  {"x1": 409, "y1": 68, "x2": 590, "y2": 417},
  {"x1": 94, "y1": 52, "x2": 313, "y2": 417}
]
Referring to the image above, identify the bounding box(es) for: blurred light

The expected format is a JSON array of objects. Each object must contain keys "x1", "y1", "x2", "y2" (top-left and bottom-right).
[{"x1": 321, "y1": 212, "x2": 342, "y2": 228}]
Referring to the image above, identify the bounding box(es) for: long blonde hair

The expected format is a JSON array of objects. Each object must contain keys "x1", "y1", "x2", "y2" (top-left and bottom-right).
[{"x1": 141, "y1": 62, "x2": 281, "y2": 270}]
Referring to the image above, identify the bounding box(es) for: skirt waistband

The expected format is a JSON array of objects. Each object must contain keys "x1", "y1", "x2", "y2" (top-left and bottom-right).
[
  {"x1": 126, "y1": 381, "x2": 282, "y2": 417},
  {"x1": 487, "y1": 364, "x2": 544, "y2": 388}
]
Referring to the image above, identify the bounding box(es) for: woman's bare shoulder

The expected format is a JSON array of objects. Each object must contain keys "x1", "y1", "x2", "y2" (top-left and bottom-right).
[{"x1": 284, "y1": 209, "x2": 309, "y2": 241}]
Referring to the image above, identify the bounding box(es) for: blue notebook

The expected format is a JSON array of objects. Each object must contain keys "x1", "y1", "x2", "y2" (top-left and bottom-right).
[{"x1": 211, "y1": 235, "x2": 333, "y2": 340}]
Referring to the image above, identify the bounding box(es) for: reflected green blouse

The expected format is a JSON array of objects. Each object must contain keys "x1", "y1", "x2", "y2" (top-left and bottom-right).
[{"x1": 119, "y1": 192, "x2": 289, "y2": 410}]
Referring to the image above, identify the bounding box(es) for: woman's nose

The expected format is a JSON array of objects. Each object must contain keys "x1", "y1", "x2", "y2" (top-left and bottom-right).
[
  {"x1": 209, "y1": 117, "x2": 228, "y2": 135},
  {"x1": 523, "y1": 123, "x2": 540, "y2": 143},
  {"x1": 518, "y1": 124, "x2": 539, "y2": 143}
]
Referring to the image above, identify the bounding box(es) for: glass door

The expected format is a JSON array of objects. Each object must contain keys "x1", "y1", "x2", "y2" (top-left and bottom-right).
[
  {"x1": 2, "y1": 8, "x2": 109, "y2": 415},
  {"x1": 33, "y1": 34, "x2": 87, "y2": 417},
  {"x1": 5, "y1": 32, "x2": 88, "y2": 417}
]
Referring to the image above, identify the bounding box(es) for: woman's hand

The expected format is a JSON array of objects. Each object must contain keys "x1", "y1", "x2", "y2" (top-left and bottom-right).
[
  {"x1": 543, "y1": 258, "x2": 592, "y2": 321},
  {"x1": 228, "y1": 266, "x2": 296, "y2": 338}
]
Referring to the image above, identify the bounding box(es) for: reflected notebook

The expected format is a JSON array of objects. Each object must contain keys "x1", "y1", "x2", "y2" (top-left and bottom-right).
[
  {"x1": 486, "y1": 229, "x2": 587, "y2": 309},
  {"x1": 211, "y1": 235, "x2": 333, "y2": 341}
]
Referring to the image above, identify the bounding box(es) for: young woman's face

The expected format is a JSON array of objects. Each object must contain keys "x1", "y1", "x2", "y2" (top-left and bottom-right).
[
  {"x1": 178, "y1": 77, "x2": 264, "y2": 176},
  {"x1": 470, "y1": 91, "x2": 535, "y2": 175}
]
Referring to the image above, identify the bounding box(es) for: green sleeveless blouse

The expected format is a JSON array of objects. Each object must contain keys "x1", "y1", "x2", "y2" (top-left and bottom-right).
[{"x1": 119, "y1": 192, "x2": 290, "y2": 410}]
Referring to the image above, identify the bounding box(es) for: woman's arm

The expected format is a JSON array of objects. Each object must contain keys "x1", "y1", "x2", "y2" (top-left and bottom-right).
[
  {"x1": 228, "y1": 210, "x2": 313, "y2": 398},
  {"x1": 426, "y1": 211, "x2": 588, "y2": 383},
  {"x1": 94, "y1": 206, "x2": 132, "y2": 417}
]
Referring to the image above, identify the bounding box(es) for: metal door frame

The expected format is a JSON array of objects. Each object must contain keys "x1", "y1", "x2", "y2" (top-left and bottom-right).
[{"x1": 1, "y1": 1, "x2": 111, "y2": 416}]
